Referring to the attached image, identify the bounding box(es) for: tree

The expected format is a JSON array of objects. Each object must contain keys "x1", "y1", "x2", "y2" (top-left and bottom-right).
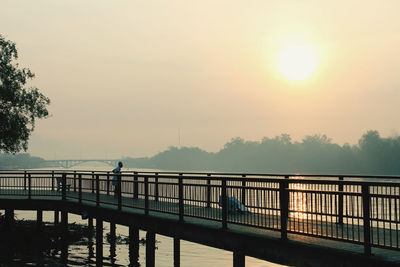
[
  {"x1": 358, "y1": 130, "x2": 381, "y2": 152},
  {"x1": 0, "y1": 34, "x2": 50, "y2": 153},
  {"x1": 302, "y1": 134, "x2": 332, "y2": 146}
]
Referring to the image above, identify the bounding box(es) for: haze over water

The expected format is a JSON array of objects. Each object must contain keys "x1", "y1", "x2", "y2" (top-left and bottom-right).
[{"x1": 2, "y1": 1, "x2": 400, "y2": 160}]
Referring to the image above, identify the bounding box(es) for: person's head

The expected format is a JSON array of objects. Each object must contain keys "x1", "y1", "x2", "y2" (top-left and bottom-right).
[{"x1": 118, "y1": 161, "x2": 123, "y2": 168}]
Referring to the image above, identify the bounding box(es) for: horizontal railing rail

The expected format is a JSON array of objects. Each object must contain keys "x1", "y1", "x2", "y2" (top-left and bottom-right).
[
  {"x1": 1, "y1": 170, "x2": 400, "y2": 256},
  {"x1": 4, "y1": 169, "x2": 400, "y2": 180}
]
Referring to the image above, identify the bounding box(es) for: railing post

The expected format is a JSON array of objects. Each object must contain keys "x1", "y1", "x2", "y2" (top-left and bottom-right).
[
  {"x1": 279, "y1": 177, "x2": 289, "y2": 240},
  {"x1": 24, "y1": 171, "x2": 27, "y2": 190},
  {"x1": 106, "y1": 172, "x2": 110, "y2": 195},
  {"x1": 133, "y1": 172, "x2": 139, "y2": 199},
  {"x1": 91, "y1": 171, "x2": 95, "y2": 194},
  {"x1": 73, "y1": 171, "x2": 77, "y2": 192},
  {"x1": 118, "y1": 174, "x2": 122, "y2": 211},
  {"x1": 62, "y1": 173, "x2": 67, "y2": 201},
  {"x1": 206, "y1": 174, "x2": 211, "y2": 208},
  {"x1": 78, "y1": 174, "x2": 82, "y2": 203},
  {"x1": 179, "y1": 174, "x2": 184, "y2": 222},
  {"x1": 145, "y1": 176, "x2": 149, "y2": 215},
  {"x1": 51, "y1": 171, "x2": 55, "y2": 191},
  {"x1": 241, "y1": 174, "x2": 246, "y2": 205},
  {"x1": 362, "y1": 184, "x2": 371, "y2": 256},
  {"x1": 155, "y1": 173, "x2": 159, "y2": 202},
  {"x1": 338, "y1": 176, "x2": 344, "y2": 224},
  {"x1": 221, "y1": 179, "x2": 228, "y2": 230},
  {"x1": 96, "y1": 174, "x2": 100, "y2": 206},
  {"x1": 28, "y1": 173, "x2": 32, "y2": 200}
]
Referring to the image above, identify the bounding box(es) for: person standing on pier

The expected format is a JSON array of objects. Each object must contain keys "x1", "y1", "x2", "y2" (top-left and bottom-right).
[{"x1": 112, "y1": 161, "x2": 123, "y2": 198}]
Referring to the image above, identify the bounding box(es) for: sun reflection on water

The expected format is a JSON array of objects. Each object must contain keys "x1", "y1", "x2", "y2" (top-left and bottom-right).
[{"x1": 290, "y1": 183, "x2": 309, "y2": 220}]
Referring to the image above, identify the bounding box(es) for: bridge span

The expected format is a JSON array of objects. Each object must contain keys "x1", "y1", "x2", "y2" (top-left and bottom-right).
[
  {"x1": 1, "y1": 170, "x2": 400, "y2": 266},
  {"x1": 44, "y1": 159, "x2": 120, "y2": 168}
]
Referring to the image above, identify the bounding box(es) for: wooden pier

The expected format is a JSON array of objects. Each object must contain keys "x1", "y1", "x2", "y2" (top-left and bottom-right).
[{"x1": 1, "y1": 170, "x2": 400, "y2": 266}]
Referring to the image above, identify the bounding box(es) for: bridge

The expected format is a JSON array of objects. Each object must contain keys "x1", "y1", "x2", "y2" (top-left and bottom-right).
[
  {"x1": 1, "y1": 170, "x2": 400, "y2": 266},
  {"x1": 44, "y1": 159, "x2": 120, "y2": 168}
]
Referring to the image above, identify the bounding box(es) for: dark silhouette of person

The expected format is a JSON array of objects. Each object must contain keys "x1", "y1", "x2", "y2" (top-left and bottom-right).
[{"x1": 112, "y1": 161, "x2": 123, "y2": 198}]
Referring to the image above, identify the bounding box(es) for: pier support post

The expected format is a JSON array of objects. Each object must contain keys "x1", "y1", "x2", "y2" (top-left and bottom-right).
[
  {"x1": 96, "y1": 218, "x2": 103, "y2": 266},
  {"x1": 5, "y1": 209, "x2": 14, "y2": 228},
  {"x1": 146, "y1": 230, "x2": 156, "y2": 267},
  {"x1": 129, "y1": 226, "x2": 139, "y2": 265},
  {"x1": 61, "y1": 210, "x2": 68, "y2": 263},
  {"x1": 54, "y1": 210, "x2": 59, "y2": 225},
  {"x1": 61, "y1": 241, "x2": 68, "y2": 262},
  {"x1": 37, "y1": 209, "x2": 43, "y2": 230},
  {"x1": 109, "y1": 222, "x2": 116, "y2": 259},
  {"x1": 61, "y1": 210, "x2": 68, "y2": 226},
  {"x1": 174, "y1": 237, "x2": 180, "y2": 267},
  {"x1": 233, "y1": 250, "x2": 245, "y2": 267},
  {"x1": 88, "y1": 217, "x2": 94, "y2": 258},
  {"x1": 61, "y1": 210, "x2": 68, "y2": 234},
  {"x1": 88, "y1": 217, "x2": 94, "y2": 234}
]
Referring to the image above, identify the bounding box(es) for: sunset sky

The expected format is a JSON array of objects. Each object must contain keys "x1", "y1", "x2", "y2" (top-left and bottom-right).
[{"x1": 2, "y1": 0, "x2": 400, "y2": 159}]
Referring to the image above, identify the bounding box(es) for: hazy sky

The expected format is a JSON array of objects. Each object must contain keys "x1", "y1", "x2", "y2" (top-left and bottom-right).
[{"x1": 2, "y1": 0, "x2": 400, "y2": 159}]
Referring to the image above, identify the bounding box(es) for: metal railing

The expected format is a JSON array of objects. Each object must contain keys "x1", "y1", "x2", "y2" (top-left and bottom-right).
[{"x1": 1, "y1": 170, "x2": 400, "y2": 255}]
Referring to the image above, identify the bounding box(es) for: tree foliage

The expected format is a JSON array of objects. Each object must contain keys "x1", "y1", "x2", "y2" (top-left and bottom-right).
[
  {"x1": 0, "y1": 153, "x2": 45, "y2": 169},
  {"x1": 123, "y1": 131, "x2": 400, "y2": 175},
  {"x1": 0, "y1": 34, "x2": 50, "y2": 153}
]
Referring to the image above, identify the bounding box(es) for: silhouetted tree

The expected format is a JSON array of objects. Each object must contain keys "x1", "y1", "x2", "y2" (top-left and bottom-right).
[
  {"x1": 152, "y1": 146, "x2": 212, "y2": 171},
  {"x1": 123, "y1": 131, "x2": 400, "y2": 175},
  {"x1": 0, "y1": 34, "x2": 50, "y2": 153},
  {"x1": 0, "y1": 153, "x2": 45, "y2": 169},
  {"x1": 358, "y1": 130, "x2": 400, "y2": 174}
]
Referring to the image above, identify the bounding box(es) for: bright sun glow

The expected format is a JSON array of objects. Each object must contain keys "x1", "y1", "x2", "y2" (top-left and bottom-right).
[{"x1": 277, "y1": 45, "x2": 318, "y2": 81}]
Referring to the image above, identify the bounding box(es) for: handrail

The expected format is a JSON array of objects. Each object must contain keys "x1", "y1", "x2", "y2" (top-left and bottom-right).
[
  {"x1": 2, "y1": 171, "x2": 400, "y2": 185},
  {"x1": 131, "y1": 171, "x2": 400, "y2": 180},
  {"x1": 3, "y1": 169, "x2": 400, "y2": 180},
  {"x1": 1, "y1": 170, "x2": 400, "y2": 256}
]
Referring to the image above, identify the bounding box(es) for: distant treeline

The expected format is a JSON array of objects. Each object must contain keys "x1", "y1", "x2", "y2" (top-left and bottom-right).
[
  {"x1": 0, "y1": 154, "x2": 46, "y2": 169},
  {"x1": 123, "y1": 130, "x2": 400, "y2": 175}
]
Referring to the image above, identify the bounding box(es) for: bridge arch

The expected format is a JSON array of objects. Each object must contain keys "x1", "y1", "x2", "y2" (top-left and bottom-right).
[{"x1": 45, "y1": 159, "x2": 119, "y2": 168}]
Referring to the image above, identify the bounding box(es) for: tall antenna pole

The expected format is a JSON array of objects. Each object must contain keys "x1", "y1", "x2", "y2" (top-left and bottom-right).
[{"x1": 178, "y1": 128, "x2": 181, "y2": 148}]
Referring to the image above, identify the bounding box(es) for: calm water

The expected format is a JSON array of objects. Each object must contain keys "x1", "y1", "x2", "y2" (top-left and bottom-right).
[
  {"x1": 13, "y1": 211, "x2": 283, "y2": 267},
  {"x1": 7, "y1": 165, "x2": 285, "y2": 267}
]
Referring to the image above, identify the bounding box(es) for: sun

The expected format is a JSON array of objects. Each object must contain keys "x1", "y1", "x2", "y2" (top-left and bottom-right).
[{"x1": 277, "y1": 45, "x2": 318, "y2": 81}]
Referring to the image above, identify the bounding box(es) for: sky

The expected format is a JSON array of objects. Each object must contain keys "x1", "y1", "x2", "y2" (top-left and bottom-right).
[{"x1": 1, "y1": 0, "x2": 400, "y2": 159}]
